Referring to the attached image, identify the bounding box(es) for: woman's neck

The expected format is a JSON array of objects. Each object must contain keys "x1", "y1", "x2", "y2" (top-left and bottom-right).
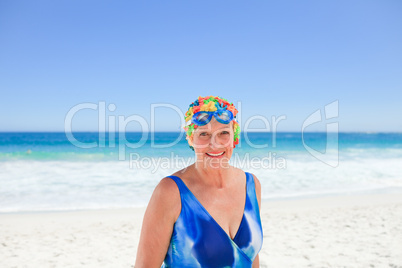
[{"x1": 192, "y1": 163, "x2": 235, "y2": 188}]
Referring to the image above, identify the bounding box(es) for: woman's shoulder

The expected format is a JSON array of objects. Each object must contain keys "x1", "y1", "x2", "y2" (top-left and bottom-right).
[
  {"x1": 155, "y1": 175, "x2": 182, "y2": 201},
  {"x1": 231, "y1": 167, "x2": 259, "y2": 182},
  {"x1": 148, "y1": 176, "x2": 182, "y2": 221},
  {"x1": 247, "y1": 171, "x2": 261, "y2": 188},
  {"x1": 157, "y1": 176, "x2": 181, "y2": 194},
  {"x1": 237, "y1": 168, "x2": 259, "y2": 185}
]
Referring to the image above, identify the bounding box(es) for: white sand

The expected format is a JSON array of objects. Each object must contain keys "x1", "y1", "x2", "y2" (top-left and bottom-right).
[
  {"x1": 1, "y1": 193, "x2": 402, "y2": 267},
  {"x1": 260, "y1": 193, "x2": 402, "y2": 268}
]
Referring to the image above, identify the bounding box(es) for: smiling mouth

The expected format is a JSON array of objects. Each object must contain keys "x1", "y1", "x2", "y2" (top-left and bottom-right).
[{"x1": 206, "y1": 152, "x2": 225, "y2": 157}]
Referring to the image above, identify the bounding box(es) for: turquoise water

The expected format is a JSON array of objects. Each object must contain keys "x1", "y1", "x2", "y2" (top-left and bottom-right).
[
  {"x1": 1, "y1": 132, "x2": 402, "y2": 212},
  {"x1": 2, "y1": 132, "x2": 402, "y2": 160}
]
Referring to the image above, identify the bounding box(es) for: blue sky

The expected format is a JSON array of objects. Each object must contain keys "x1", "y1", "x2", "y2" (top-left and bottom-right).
[{"x1": 1, "y1": 0, "x2": 401, "y2": 132}]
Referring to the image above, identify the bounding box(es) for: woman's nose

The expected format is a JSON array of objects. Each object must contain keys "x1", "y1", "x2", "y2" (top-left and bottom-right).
[{"x1": 209, "y1": 133, "x2": 225, "y2": 149}]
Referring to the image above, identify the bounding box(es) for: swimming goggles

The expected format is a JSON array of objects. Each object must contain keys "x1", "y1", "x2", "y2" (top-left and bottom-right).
[{"x1": 191, "y1": 110, "x2": 234, "y2": 126}]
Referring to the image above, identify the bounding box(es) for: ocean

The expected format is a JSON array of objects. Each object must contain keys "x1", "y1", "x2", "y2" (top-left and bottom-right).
[{"x1": 1, "y1": 132, "x2": 401, "y2": 213}]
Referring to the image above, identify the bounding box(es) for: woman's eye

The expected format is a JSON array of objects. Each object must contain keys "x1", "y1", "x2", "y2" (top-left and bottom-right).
[
  {"x1": 200, "y1": 132, "x2": 209, "y2": 136},
  {"x1": 221, "y1": 131, "x2": 229, "y2": 135}
]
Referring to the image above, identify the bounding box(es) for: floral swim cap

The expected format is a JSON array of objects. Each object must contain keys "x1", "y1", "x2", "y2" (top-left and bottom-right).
[{"x1": 184, "y1": 96, "x2": 240, "y2": 150}]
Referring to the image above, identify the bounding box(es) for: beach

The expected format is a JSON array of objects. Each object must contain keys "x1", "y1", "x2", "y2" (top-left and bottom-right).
[
  {"x1": 1, "y1": 193, "x2": 401, "y2": 268},
  {"x1": 1, "y1": 132, "x2": 402, "y2": 267}
]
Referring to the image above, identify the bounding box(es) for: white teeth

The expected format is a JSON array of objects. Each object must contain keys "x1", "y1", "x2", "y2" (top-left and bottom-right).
[{"x1": 206, "y1": 152, "x2": 224, "y2": 156}]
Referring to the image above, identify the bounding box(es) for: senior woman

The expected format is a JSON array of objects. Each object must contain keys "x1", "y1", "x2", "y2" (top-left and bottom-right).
[{"x1": 135, "y1": 96, "x2": 263, "y2": 268}]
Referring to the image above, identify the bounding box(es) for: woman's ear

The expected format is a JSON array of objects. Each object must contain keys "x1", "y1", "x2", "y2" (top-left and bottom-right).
[
  {"x1": 187, "y1": 135, "x2": 195, "y2": 151},
  {"x1": 187, "y1": 135, "x2": 194, "y2": 147}
]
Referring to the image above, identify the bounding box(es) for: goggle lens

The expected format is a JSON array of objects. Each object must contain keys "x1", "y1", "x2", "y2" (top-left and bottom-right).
[
  {"x1": 194, "y1": 112, "x2": 212, "y2": 125},
  {"x1": 216, "y1": 110, "x2": 231, "y2": 121}
]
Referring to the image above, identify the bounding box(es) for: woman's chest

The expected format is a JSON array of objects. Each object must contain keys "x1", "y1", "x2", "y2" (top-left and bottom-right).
[{"x1": 191, "y1": 189, "x2": 246, "y2": 239}]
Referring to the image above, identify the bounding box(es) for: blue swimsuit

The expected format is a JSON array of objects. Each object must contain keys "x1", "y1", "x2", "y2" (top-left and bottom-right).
[{"x1": 162, "y1": 172, "x2": 263, "y2": 268}]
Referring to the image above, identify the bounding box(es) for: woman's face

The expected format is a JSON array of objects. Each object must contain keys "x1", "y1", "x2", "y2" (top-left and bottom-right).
[{"x1": 191, "y1": 118, "x2": 234, "y2": 169}]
